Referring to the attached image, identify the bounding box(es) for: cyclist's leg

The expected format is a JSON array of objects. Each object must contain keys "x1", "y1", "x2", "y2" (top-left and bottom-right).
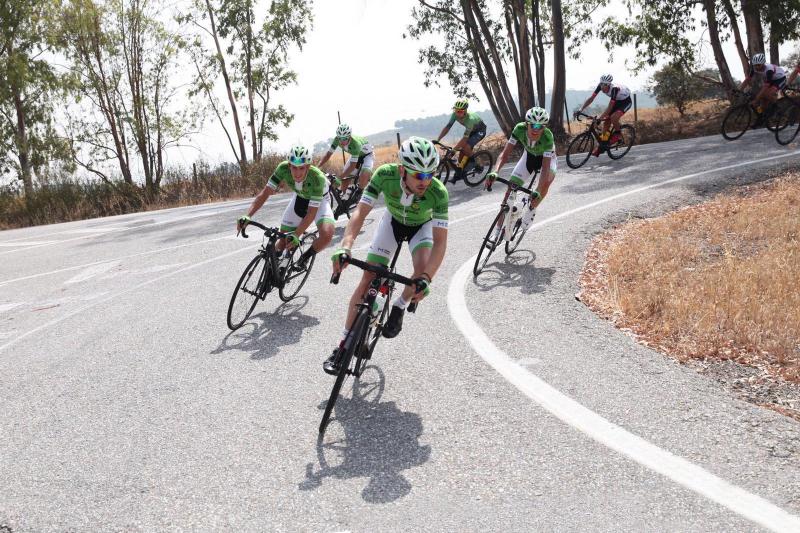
[
  {"x1": 532, "y1": 153, "x2": 557, "y2": 209},
  {"x1": 399, "y1": 221, "x2": 433, "y2": 304},
  {"x1": 340, "y1": 157, "x2": 358, "y2": 191},
  {"x1": 357, "y1": 153, "x2": 374, "y2": 189},
  {"x1": 277, "y1": 195, "x2": 304, "y2": 252},
  {"x1": 312, "y1": 198, "x2": 335, "y2": 250}
]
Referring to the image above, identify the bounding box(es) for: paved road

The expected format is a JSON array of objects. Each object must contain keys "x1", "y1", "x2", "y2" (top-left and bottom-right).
[{"x1": 2, "y1": 130, "x2": 800, "y2": 532}]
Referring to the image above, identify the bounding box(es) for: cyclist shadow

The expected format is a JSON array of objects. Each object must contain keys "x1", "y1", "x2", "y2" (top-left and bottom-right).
[
  {"x1": 211, "y1": 297, "x2": 320, "y2": 361},
  {"x1": 474, "y1": 251, "x2": 556, "y2": 295},
  {"x1": 299, "y1": 365, "x2": 431, "y2": 503}
]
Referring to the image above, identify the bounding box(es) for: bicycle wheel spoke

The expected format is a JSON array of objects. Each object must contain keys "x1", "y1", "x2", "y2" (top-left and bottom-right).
[{"x1": 227, "y1": 254, "x2": 267, "y2": 330}]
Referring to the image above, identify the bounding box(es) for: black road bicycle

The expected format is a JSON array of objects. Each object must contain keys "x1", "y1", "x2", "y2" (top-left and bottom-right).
[
  {"x1": 319, "y1": 250, "x2": 422, "y2": 435},
  {"x1": 773, "y1": 87, "x2": 800, "y2": 145},
  {"x1": 227, "y1": 220, "x2": 317, "y2": 330},
  {"x1": 566, "y1": 112, "x2": 636, "y2": 169},
  {"x1": 432, "y1": 140, "x2": 494, "y2": 187},
  {"x1": 327, "y1": 157, "x2": 366, "y2": 220},
  {"x1": 721, "y1": 90, "x2": 787, "y2": 141},
  {"x1": 474, "y1": 176, "x2": 536, "y2": 276}
]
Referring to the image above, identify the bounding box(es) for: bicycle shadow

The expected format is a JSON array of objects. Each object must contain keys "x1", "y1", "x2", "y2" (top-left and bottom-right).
[
  {"x1": 473, "y1": 251, "x2": 556, "y2": 295},
  {"x1": 211, "y1": 297, "x2": 320, "y2": 361},
  {"x1": 299, "y1": 365, "x2": 431, "y2": 503}
]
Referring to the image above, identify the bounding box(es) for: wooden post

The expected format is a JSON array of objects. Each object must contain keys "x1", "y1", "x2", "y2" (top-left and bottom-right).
[
  {"x1": 192, "y1": 163, "x2": 198, "y2": 186},
  {"x1": 564, "y1": 100, "x2": 571, "y2": 134},
  {"x1": 396, "y1": 132, "x2": 401, "y2": 149},
  {"x1": 633, "y1": 94, "x2": 638, "y2": 124},
  {"x1": 337, "y1": 111, "x2": 345, "y2": 165}
]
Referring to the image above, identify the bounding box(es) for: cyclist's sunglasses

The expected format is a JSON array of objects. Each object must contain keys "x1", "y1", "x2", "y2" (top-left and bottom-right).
[
  {"x1": 289, "y1": 157, "x2": 309, "y2": 166},
  {"x1": 405, "y1": 168, "x2": 434, "y2": 180},
  {"x1": 528, "y1": 123, "x2": 544, "y2": 131}
]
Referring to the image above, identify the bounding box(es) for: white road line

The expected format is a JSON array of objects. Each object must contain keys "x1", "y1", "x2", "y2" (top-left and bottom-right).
[{"x1": 448, "y1": 151, "x2": 800, "y2": 532}]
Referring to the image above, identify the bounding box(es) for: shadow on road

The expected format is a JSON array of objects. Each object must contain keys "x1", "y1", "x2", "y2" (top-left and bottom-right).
[
  {"x1": 473, "y1": 250, "x2": 555, "y2": 295},
  {"x1": 211, "y1": 297, "x2": 319, "y2": 360},
  {"x1": 299, "y1": 365, "x2": 430, "y2": 503}
]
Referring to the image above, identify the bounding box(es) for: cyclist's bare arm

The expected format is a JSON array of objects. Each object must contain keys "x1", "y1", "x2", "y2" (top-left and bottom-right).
[
  {"x1": 237, "y1": 184, "x2": 274, "y2": 231},
  {"x1": 493, "y1": 142, "x2": 514, "y2": 173},
  {"x1": 436, "y1": 124, "x2": 451, "y2": 142},
  {"x1": 579, "y1": 93, "x2": 596, "y2": 112},
  {"x1": 318, "y1": 149, "x2": 334, "y2": 168},
  {"x1": 340, "y1": 201, "x2": 372, "y2": 250}
]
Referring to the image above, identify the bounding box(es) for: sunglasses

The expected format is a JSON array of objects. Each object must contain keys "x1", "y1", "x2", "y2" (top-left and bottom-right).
[
  {"x1": 289, "y1": 157, "x2": 309, "y2": 166},
  {"x1": 528, "y1": 123, "x2": 544, "y2": 131},
  {"x1": 405, "y1": 168, "x2": 433, "y2": 180}
]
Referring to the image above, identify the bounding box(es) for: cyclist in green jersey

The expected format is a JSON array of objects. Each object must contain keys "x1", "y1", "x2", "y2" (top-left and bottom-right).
[
  {"x1": 484, "y1": 107, "x2": 557, "y2": 236},
  {"x1": 317, "y1": 123, "x2": 375, "y2": 199},
  {"x1": 434, "y1": 98, "x2": 487, "y2": 181},
  {"x1": 324, "y1": 137, "x2": 448, "y2": 375},
  {"x1": 236, "y1": 146, "x2": 335, "y2": 268}
]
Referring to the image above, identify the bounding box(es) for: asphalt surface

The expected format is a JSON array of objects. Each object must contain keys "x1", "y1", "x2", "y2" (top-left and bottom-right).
[{"x1": 2, "y1": 130, "x2": 800, "y2": 532}]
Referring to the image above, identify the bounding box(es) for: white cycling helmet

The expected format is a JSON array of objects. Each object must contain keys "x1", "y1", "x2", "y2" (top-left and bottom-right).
[
  {"x1": 751, "y1": 53, "x2": 766, "y2": 65},
  {"x1": 336, "y1": 123, "x2": 352, "y2": 138},
  {"x1": 399, "y1": 136, "x2": 439, "y2": 173},
  {"x1": 525, "y1": 106, "x2": 549, "y2": 125},
  {"x1": 599, "y1": 73, "x2": 613, "y2": 84},
  {"x1": 288, "y1": 145, "x2": 311, "y2": 166}
]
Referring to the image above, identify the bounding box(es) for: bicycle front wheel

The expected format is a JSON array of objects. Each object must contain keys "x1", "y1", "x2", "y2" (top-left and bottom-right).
[
  {"x1": 776, "y1": 101, "x2": 800, "y2": 145},
  {"x1": 566, "y1": 132, "x2": 594, "y2": 169},
  {"x1": 279, "y1": 234, "x2": 317, "y2": 302},
  {"x1": 504, "y1": 218, "x2": 528, "y2": 254},
  {"x1": 474, "y1": 209, "x2": 505, "y2": 276},
  {"x1": 227, "y1": 254, "x2": 268, "y2": 330},
  {"x1": 319, "y1": 309, "x2": 369, "y2": 435},
  {"x1": 435, "y1": 161, "x2": 450, "y2": 185},
  {"x1": 607, "y1": 125, "x2": 635, "y2": 160},
  {"x1": 463, "y1": 150, "x2": 494, "y2": 187},
  {"x1": 721, "y1": 104, "x2": 752, "y2": 140}
]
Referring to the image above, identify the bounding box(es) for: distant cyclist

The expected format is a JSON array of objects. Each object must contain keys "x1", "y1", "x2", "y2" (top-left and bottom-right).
[
  {"x1": 317, "y1": 123, "x2": 374, "y2": 199},
  {"x1": 575, "y1": 74, "x2": 631, "y2": 156},
  {"x1": 434, "y1": 98, "x2": 487, "y2": 181},
  {"x1": 740, "y1": 53, "x2": 787, "y2": 118},
  {"x1": 324, "y1": 137, "x2": 448, "y2": 375},
  {"x1": 237, "y1": 145, "x2": 334, "y2": 268},
  {"x1": 484, "y1": 107, "x2": 556, "y2": 238}
]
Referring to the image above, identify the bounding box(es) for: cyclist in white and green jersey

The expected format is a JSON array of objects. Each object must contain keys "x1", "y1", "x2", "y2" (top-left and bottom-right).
[
  {"x1": 485, "y1": 107, "x2": 557, "y2": 235},
  {"x1": 318, "y1": 123, "x2": 375, "y2": 198},
  {"x1": 434, "y1": 98, "x2": 487, "y2": 180},
  {"x1": 324, "y1": 137, "x2": 448, "y2": 375},
  {"x1": 237, "y1": 146, "x2": 334, "y2": 268}
]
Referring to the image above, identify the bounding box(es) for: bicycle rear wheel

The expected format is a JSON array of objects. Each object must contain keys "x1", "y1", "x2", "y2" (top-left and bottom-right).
[
  {"x1": 721, "y1": 104, "x2": 752, "y2": 140},
  {"x1": 775, "y1": 100, "x2": 800, "y2": 145},
  {"x1": 435, "y1": 161, "x2": 450, "y2": 185},
  {"x1": 566, "y1": 132, "x2": 594, "y2": 169},
  {"x1": 474, "y1": 209, "x2": 505, "y2": 276},
  {"x1": 319, "y1": 309, "x2": 369, "y2": 435},
  {"x1": 279, "y1": 234, "x2": 317, "y2": 302},
  {"x1": 463, "y1": 150, "x2": 494, "y2": 187},
  {"x1": 607, "y1": 125, "x2": 635, "y2": 160},
  {"x1": 227, "y1": 254, "x2": 268, "y2": 330}
]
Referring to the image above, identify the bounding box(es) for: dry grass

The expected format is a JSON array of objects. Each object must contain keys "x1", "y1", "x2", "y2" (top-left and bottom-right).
[{"x1": 579, "y1": 173, "x2": 800, "y2": 386}]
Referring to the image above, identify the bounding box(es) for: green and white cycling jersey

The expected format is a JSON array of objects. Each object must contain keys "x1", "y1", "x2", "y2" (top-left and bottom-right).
[
  {"x1": 508, "y1": 122, "x2": 555, "y2": 156},
  {"x1": 360, "y1": 163, "x2": 449, "y2": 228},
  {"x1": 266, "y1": 162, "x2": 328, "y2": 208},
  {"x1": 329, "y1": 135, "x2": 373, "y2": 158},
  {"x1": 446, "y1": 111, "x2": 486, "y2": 138}
]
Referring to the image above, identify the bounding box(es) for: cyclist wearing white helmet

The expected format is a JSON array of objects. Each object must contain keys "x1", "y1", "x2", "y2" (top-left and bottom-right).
[
  {"x1": 317, "y1": 122, "x2": 375, "y2": 198},
  {"x1": 740, "y1": 53, "x2": 787, "y2": 116},
  {"x1": 434, "y1": 97, "x2": 487, "y2": 181},
  {"x1": 575, "y1": 74, "x2": 632, "y2": 156},
  {"x1": 324, "y1": 137, "x2": 449, "y2": 374},
  {"x1": 484, "y1": 107, "x2": 557, "y2": 236},
  {"x1": 237, "y1": 145, "x2": 334, "y2": 268}
]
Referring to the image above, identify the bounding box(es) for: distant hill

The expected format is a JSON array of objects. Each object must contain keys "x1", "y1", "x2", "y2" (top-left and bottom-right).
[{"x1": 314, "y1": 89, "x2": 658, "y2": 152}]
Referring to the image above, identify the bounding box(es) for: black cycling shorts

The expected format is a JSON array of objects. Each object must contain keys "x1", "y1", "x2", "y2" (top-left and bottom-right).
[{"x1": 611, "y1": 97, "x2": 632, "y2": 114}]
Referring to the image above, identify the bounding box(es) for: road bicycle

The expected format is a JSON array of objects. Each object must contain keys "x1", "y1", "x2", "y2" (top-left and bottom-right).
[
  {"x1": 319, "y1": 249, "x2": 422, "y2": 435},
  {"x1": 474, "y1": 176, "x2": 535, "y2": 276},
  {"x1": 721, "y1": 89, "x2": 786, "y2": 141},
  {"x1": 566, "y1": 112, "x2": 636, "y2": 169},
  {"x1": 773, "y1": 87, "x2": 800, "y2": 145},
  {"x1": 227, "y1": 220, "x2": 317, "y2": 330},
  {"x1": 432, "y1": 140, "x2": 494, "y2": 187}
]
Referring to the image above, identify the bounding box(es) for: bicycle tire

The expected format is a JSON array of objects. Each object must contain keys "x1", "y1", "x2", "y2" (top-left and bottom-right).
[
  {"x1": 435, "y1": 161, "x2": 450, "y2": 185},
  {"x1": 227, "y1": 254, "x2": 267, "y2": 330},
  {"x1": 355, "y1": 283, "x2": 394, "y2": 376},
  {"x1": 765, "y1": 100, "x2": 787, "y2": 133},
  {"x1": 463, "y1": 150, "x2": 494, "y2": 187},
  {"x1": 721, "y1": 104, "x2": 752, "y2": 140},
  {"x1": 566, "y1": 132, "x2": 594, "y2": 169},
  {"x1": 319, "y1": 309, "x2": 369, "y2": 435},
  {"x1": 504, "y1": 219, "x2": 527, "y2": 254},
  {"x1": 775, "y1": 100, "x2": 800, "y2": 145},
  {"x1": 279, "y1": 234, "x2": 316, "y2": 302},
  {"x1": 607, "y1": 125, "x2": 635, "y2": 160},
  {"x1": 474, "y1": 209, "x2": 505, "y2": 276}
]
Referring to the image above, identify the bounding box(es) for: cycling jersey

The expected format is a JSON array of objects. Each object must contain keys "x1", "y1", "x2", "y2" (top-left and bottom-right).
[
  {"x1": 508, "y1": 122, "x2": 555, "y2": 156},
  {"x1": 749, "y1": 63, "x2": 787, "y2": 82},
  {"x1": 267, "y1": 162, "x2": 328, "y2": 207},
  {"x1": 446, "y1": 111, "x2": 486, "y2": 138},
  {"x1": 329, "y1": 135, "x2": 373, "y2": 157},
  {"x1": 594, "y1": 83, "x2": 631, "y2": 101},
  {"x1": 360, "y1": 163, "x2": 449, "y2": 227}
]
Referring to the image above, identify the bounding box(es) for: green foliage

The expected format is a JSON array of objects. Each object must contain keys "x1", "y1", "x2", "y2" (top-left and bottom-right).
[{"x1": 647, "y1": 62, "x2": 706, "y2": 115}]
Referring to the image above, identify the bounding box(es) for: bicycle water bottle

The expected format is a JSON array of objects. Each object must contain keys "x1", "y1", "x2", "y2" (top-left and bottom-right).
[{"x1": 372, "y1": 289, "x2": 387, "y2": 318}]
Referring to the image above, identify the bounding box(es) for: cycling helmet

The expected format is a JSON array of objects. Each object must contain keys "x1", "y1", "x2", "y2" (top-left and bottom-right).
[
  {"x1": 398, "y1": 136, "x2": 439, "y2": 173},
  {"x1": 453, "y1": 98, "x2": 469, "y2": 110},
  {"x1": 336, "y1": 123, "x2": 352, "y2": 139},
  {"x1": 751, "y1": 53, "x2": 766, "y2": 65},
  {"x1": 599, "y1": 73, "x2": 613, "y2": 84},
  {"x1": 288, "y1": 145, "x2": 311, "y2": 166},
  {"x1": 525, "y1": 106, "x2": 549, "y2": 125}
]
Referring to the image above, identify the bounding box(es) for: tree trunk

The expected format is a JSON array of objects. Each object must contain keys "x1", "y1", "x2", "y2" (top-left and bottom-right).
[
  {"x1": 532, "y1": 0, "x2": 546, "y2": 108},
  {"x1": 769, "y1": 17, "x2": 779, "y2": 63},
  {"x1": 245, "y1": 0, "x2": 258, "y2": 162},
  {"x1": 505, "y1": 0, "x2": 534, "y2": 116},
  {"x1": 740, "y1": 0, "x2": 765, "y2": 55},
  {"x1": 703, "y1": 0, "x2": 737, "y2": 99},
  {"x1": 11, "y1": 78, "x2": 33, "y2": 197},
  {"x1": 549, "y1": 0, "x2": 567, "y2": 141},
  {"x1": 721, "y1": 0, "x2": 750, "y2": 75}
]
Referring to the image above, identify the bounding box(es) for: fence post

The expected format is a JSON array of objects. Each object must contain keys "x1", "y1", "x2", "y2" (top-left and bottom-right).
[
  {"x1": 564, "y1": 100, "x2": 571, "y2": 134},
  {"x1": 633, "y1": 94, "x2": 638, "y2": 124},
  {"x1": 192, "y1": 163, "x2": 198, "y2": 186},
  {"x1": 396, "y1": 132, "x2": 401, "y2": 149}
]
